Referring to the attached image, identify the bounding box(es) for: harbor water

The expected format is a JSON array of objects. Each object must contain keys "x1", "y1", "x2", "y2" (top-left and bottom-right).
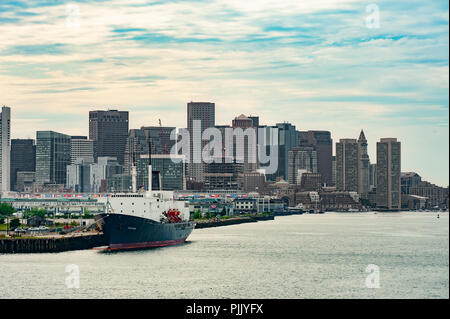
[{"x1": 0, "y1": 212, "x2": 448, "y2": 299}]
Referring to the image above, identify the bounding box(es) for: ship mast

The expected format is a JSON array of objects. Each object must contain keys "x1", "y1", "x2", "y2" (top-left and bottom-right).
[
  {"x1": 131, "y1": 150, "x2": 137, "y2": 193},
  {"x1": 148, "y1": 139, "x2": 152, "y2": 196}
]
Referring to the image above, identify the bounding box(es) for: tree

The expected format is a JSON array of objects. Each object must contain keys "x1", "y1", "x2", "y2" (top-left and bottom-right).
[
  {"x1": 23, "y1": 208, "x2": 47, "y2": 219},
  {"x1": 9, "y1": 218, "x2": 20, "y2": 230},
  {"x1": 0, "y1": 203, "x2": 16, "y2": 217}
]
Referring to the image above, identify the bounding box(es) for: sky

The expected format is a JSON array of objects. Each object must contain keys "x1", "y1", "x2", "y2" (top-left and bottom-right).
[{"x1": 0, "y1": 0, "x2": 448, "y2": 186}]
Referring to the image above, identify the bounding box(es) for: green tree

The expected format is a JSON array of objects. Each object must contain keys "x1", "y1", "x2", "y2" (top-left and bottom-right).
[
  {"x1": 0, "y1": 203, "x2": 16, "y2": 217},
  {"x1": 23, "y1": 208, "x2": 47, "y2": 219},
  {"x1": 9, "y1": 218, "x2": 20, "y2": 230},
  {"x1": 192, "y1": 210, "x2": 202, "y2": 219}
]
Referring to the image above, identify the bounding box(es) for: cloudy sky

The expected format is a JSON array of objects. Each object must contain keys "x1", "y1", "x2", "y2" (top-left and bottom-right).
[{"x1": 0, "y1": 0, "x2": 448, "y2": 186}]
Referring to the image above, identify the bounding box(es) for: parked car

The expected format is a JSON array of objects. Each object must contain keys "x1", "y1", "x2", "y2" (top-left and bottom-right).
[{"x1": 14, "y1": 227, "x2": 26, "y2": 233}]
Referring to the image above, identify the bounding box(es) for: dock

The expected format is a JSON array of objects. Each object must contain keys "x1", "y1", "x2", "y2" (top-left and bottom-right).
[{"x1": 0, "y1": 233, "x2": 106, "y2": 254}]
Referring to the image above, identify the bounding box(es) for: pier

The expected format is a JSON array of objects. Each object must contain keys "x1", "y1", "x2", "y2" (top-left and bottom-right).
[{"x1": 0, "y1": 233, "x2": 106, "y2": 254}]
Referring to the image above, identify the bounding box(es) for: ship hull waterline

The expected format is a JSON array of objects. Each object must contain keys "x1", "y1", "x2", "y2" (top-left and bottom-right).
[{"x1": 95, "y1": 213, "x2": 196, "y2": 251}]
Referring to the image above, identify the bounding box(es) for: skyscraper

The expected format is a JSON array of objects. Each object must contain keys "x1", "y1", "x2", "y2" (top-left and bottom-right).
[
  {"x1": 187, "y1": 102, "x2": 215, "y2": 182},
  {"x1": 298, "y1": 130, "x2": 333, "y2": 185},
  {"x1": 287, "y1": 146, "x2": 318, "y2": 185},
  {"x1": 274, "y1": 122, "x2": 298, "y2": 181},
  {"x1": 70, "y1": 136, "x2": 94, "y2": 164},
  {"x1": 36, "y1": 131, "x2": 71, "y2": 186},
  {"x1": 376, "y1": 138, "x2": 401, "y2": 210},
  {"x1": 336, "y1": 131, "x2": 371, "y2": 195},
  {"x1": 0, "y1": 106, "x2": 11, "y2": 193},
  {"x1": 232, "y1": 114, "x2": 257, "y2": 173},
  {"x1": 335, "y1": 138, "x2": 358, "y2": 192},
  {"x1": 89, "y1": 109, "x2": 129, "y2": 165},
  {"x1": 10, "y1": 139, "x2": 36, "y2": 191},
  {"x1": 357, "y1": 130, "x2": 370, "y2": 195}
]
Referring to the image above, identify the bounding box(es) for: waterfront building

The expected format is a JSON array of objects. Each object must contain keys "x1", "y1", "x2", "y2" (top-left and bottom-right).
[
  {"x1": 298, "y1": 130, "x2": 333, "y2": 185},
  {"x1": 204, "y1": 156, "x2": 244, "y2": 191},
  {"x1": 299, "y1": 172, "x2": 322, "y2": 191},
  {"x1": 376, "y1": 138, "x2": 401, "y2": 210},
  {"x1": 70, "y1": 136, "x2": 94, "y2": 164},
  {"x1": 89, "y1": 109, "x2": 129, "y2": 165},
  {"x1": 242, "y1": 171, "x2": 267, "y2": 193},
  {"x1": 187, "y1": 102, "x2": 215, "y2": 182},
  {"x1": 287, "y1": 146, "x2": 318, "y2": 185},
  {"x1": 401, "y1": 172, "x2": 422, "y2": 195},
  {"x1": 10, "y1": 139, "x2": 35, "y2": 191},
  {"x1": 36, "y1": 131, "x2": 71, "y2": 186},
  {"x1": 409, "y1": 181, "x2": 449, "y2": 209},
  {"x1": 0, "y1": 106, "x2": 11, "y2": 192}
]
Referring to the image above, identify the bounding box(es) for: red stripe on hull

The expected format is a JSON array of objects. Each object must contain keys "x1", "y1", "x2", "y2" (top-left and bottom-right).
[{"x1": 108, "y1": 238, "x2": 186, "y2": 250}]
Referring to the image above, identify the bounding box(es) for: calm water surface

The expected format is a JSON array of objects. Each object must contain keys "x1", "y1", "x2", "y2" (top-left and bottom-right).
[{"x1": 0, "y1": 212, "x2": 448, "y2": 299}]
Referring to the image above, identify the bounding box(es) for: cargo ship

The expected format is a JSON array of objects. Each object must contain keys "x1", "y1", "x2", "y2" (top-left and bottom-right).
[{"x1": 95, "y1": 152, "x2": 195, "y2": 250}]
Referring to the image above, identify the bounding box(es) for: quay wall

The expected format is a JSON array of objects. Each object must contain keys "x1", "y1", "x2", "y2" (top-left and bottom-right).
[{"x1": 0, "y1": 234, "x2": 106, "y2": 254}]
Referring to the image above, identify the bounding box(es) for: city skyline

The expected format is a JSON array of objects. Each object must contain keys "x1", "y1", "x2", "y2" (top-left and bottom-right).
[
  {"x1": 0, "y1": 0, "x2": 448, "y2": 186},
  {"x1": 3, "y1": 104, "x2": 449, "y2": 188}
]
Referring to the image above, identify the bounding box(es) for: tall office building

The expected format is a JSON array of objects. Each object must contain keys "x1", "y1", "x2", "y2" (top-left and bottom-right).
[
  {"x1": 232, "y1": 114, "x2": 257, "y2": 173},
  {"x1": 298, "y1": 131, "x2": 333, "y2": 185},
  {"x1": 70, "y1": 136, "x2": 94, "y2": 164},
  {"x1": 187, "y1": 102, "x2": 215, "y2": 182},
  {"x1": 124, "y1": 126, "x2": 176, "y2": 174},
  {"x1": 287, "y1": 146, "x2": 318, "y2": 185},
  {"x1": 274, "y1": 122, "x2": 298, "y2": 181},
  {"x1": 335, "y1": 139, "x2": 359, "y2": 192},
  {"x1": 0, "y1": 106, "x2": 11, "y2": 192},
  {"x1": 357, "y1": 130, "x2": 370, "y2": 195},
  {"x1": 376, "y1": 138, "x2": 401, "y2": 210},
  {"x1": 36, "y1": 131, "x2": 71, "y2": 186},
  {"x1": 89, "y1": 109, "x2": 129, "y2": 165},
  {"x1": 10, "y1": 139, "x2": 36, "y2": 191}
]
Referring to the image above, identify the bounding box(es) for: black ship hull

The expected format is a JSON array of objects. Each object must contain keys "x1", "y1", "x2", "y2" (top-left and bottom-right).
[{"x1": 96, "y1": 213, "x2": 196, "y2": 250}]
